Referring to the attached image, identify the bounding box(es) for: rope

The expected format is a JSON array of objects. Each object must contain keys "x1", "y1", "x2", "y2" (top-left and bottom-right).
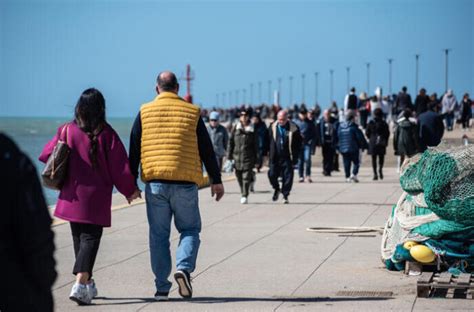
[{"x1": 306, "y1": 226, "x2": 384, "y2": 234}]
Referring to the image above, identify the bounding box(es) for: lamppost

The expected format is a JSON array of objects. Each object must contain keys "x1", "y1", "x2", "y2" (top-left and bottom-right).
[
  {"x1": 415, "y1": 54, "x2": 420, "y2": 93},
  {"x1": 388, "y1": 58, "x2": 393, "y2": 95},
  {"x1": 366, "y1": 62, "x2": 371, "y2": 94},
  {"x1": 268, "y1": 80, "x2": 272, "y2": 104},
  {"x1": 258, "y1": 81, "x2": 262, "y2": 103},
  {"x1": 444, "y1": 49, "x2": 451, "y2": 92},
  {"x1": 243, "y1": 89, "x2": 246, "y2": 104},
  {"x1": 250, "y1": 83, "x2": 254, "y2": 105},
  {"x1": 301, "y1": 73, "x2": 305, "y2": 104},
  {"x1": 346, "y1": 66, "x2": 350, "y2": 92},
  {"x1": 329, "y1": 69, "x2": 334, "y2": 102},
  {"x1": 289, "y1": 75, "x2": 293, "y2": 105},
  {"x1": 216, "y1": 93, "x2": 219, "y2": 106},
  {"x1": 314, "y1": 72, "x2": 319, "y2": 104}
]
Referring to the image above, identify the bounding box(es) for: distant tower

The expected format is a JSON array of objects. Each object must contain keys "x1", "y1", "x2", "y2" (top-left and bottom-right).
[{"x1": 182, "y1": 64, "x2": 194, "y2": 103}]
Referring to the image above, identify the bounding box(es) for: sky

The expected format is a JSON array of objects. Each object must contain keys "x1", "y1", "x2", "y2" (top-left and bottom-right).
[{"x1": 1, "y1": 0, "x2": 473, "y2": 117}]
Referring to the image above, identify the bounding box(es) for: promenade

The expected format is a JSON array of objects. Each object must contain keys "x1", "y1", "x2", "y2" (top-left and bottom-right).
[{"x1": 51, "y1": 162, "x2": 473, "y2": 311}]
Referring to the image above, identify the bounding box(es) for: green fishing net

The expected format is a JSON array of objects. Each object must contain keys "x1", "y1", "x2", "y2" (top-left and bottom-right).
[{"x1": 399, "y1": 145, "x2": 474, "y2": 225}]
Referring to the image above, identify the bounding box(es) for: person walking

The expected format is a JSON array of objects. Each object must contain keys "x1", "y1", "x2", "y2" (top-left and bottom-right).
[
  {"x1": 344, "y1": 87, "x2": 359, "y2": 116},
  {"x1": 228, "y1": 109, "x2": 258, "y2": 204},
  {"x1": 414, "y1": 88, "x2": 430, "y2": 117},
  {"x1": 358, "y1": 92, "x2": 370, "y2": 129},
  {"x1": 252, "y1": 112, "x2": 269, "y2": 173},
  {"x1": 336, "y1": 110, "x2": 368, "y2": 183},
  {"x1": 1, "y1": 134, "x2": 57, "y2": 312},
  {"x1": 296, "y1": 108, "x2": 317, "y2": 183},
  {"x1": 395, "y1": 86, "x2": 414, "y2": 116},
  {"x1": 418, "y1": 101, "x2": 445, "y2": 152},
  {"x1": 441, "y1": 89, "x2": 458, "y2": 131},
  {"x1": 365, "y1": 108, "x2": 390, "y2": 180},
  {"x1": 129, "y1": 72, "x2": 224, "y2": 301},
  {"x1": 206, "y1": 111, "x2": 229, "y2": 171},
  {"x1": 318, "y1": 109, "x2": 338, "y2": 176},
  {"x1": 393, "y1": 108, "x2": 419, "y2": 165},
  {"x1": 460, "y1": 93, "x2": 472, "y2": 130},
  {"x1": 267, "y1": 110, "x2": 302, "y2": 204},
  {"x1": 39, "y1": 88, "x2": 140, "y2": 305}
]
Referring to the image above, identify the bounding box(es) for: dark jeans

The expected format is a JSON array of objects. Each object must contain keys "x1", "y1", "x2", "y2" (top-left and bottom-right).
[
  {"x1": 445, "y1": 112, "x2": 454, "y2": 131},
  {"x1": 333, "y1": 152, "x2": 340, "y2": 171},
  {"x1": 342, "y1": 151, "x2": 360, "y2": 178},
  {"x1": 360, "y1": 110, "x2": 369, "y2": 129},
  {"x1": 371, "y1": 153, "x2": 385, "y2": 175},
  {"x1": 298, "y1": 144, "x2": 312, "y2": 178},
  {"x1": 70, "y1": 222, "x2": 103, "y2": 278},
  {"x1": 462, "y1": 117, "x2": 470, "y2": 129},
  {"x1": 268, "y1": 159, "x2": 294, "y2": 197},
  {"x1": 322, "y1": 142, "x2": 335, "y2": 174},
  {"x1": 235, "y1": 169, "x2": 254, "y2": 197}
]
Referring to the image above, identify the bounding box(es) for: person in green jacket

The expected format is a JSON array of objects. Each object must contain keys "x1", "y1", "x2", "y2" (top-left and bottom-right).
[{"x1": 228, "y1": 109, "x2": 258, "y2": 204}]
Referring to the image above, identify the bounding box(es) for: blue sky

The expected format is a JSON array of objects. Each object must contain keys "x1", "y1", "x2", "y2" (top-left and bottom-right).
[{"x1": 1, "y1": 0, "x2": 473, "y2": 117}]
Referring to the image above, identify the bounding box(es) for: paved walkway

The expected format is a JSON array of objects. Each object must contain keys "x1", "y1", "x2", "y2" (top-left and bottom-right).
[{"x1": 51, "y1": 166, "x2": 473, "y2": 311}]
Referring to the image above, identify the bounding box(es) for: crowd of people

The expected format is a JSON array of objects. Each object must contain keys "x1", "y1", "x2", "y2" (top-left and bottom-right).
[
  {"x1": 207, "y1": 85, "x2": 473, "y2": 204},
  {"x1": 2, "y1": 71, "x2": 473, "y2": 310}
]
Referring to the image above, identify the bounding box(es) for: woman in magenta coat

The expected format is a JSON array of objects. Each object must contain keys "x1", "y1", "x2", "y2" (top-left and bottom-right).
[{"x1": 39, "y1": 88, "x2": 140, "y2": 305}]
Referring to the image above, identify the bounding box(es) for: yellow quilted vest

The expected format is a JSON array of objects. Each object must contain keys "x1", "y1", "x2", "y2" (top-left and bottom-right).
[{"x1": 140, "y1": 92, "x2": 203, "y2": 184}]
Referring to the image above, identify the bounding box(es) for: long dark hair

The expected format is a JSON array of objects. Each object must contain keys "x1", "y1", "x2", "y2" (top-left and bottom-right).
[{"x1": 74, "y1": 88, "x2": 106, "y2": 168}]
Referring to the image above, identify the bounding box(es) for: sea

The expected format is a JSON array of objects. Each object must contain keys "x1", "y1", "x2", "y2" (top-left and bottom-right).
[{"x1": 0, "y1": 117, "x2": 139, "y2": 205}]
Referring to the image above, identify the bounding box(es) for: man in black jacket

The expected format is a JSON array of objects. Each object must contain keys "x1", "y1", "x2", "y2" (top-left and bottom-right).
[
  {"x1": 0, "y1": 133, "x2": 57, "y2": 312},
  {"x1": 395, "y1": 86, "x2": 414, "y2": 115},
  {"x1": 267, "y1": 110, "x2": 302, "y2": 204},
  {"x1": 418, "y1": 102, "x2": 445, "y2": 152},
  {"x1": 414, "y1": 88, "x2": 430, "y2": 117}
]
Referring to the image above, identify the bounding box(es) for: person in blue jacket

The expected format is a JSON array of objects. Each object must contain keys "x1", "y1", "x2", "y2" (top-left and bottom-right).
[{"x1": 336, "y1": 110, "x2": 368, "y2": 183}]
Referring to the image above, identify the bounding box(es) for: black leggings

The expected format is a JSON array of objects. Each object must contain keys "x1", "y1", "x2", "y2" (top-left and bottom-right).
[
  {"x1": 70, "y1": 222, "x2": 103, "y2": 278},
  {"x1": 371, "y1": 154, "x2": 385, "y2": 175}
]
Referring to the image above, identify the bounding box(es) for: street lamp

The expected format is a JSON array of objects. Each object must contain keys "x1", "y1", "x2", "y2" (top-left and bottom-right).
[
  {"x1": 444, "y1": 49, "x2": 451, "y2": 92},
  {"x1": 314, "y1": 72, "x2": 319, "y2": 104},
  {"x1": 329, "y1": 69, "x2": 334, "y2": 102},
  {"x1": 388, "y1": 58, "x2": 393, "y2": 95},
  {"x1": 366, "y1": 62, "x2": 371, "y2": 94},
  {"x1": 289, "y1": 76, "x2": 294, "y2": 106}
]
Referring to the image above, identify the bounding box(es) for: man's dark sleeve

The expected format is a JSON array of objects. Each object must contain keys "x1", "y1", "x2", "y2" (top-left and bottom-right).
[
  {"x1": 197, "y1": 117, "x2": 222, "y2": 184},
  {"x1": 129, "y1": 112, "x2": 142, "y2": 184}
]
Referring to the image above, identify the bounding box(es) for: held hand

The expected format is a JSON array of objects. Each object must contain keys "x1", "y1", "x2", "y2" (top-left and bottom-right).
[
  {"x1": 127, "y1": 188, "x2": 142, "y2": 204},
  {"x1": 211, "y1": 183, "x2": 225, "y2": 202}
]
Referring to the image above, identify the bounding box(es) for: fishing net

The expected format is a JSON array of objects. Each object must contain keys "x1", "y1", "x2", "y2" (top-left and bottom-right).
[{"x1": 399, "y1": 145, "x2": 474, "y2": 225}]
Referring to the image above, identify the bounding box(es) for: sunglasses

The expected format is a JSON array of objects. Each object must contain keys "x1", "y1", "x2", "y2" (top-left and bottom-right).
[{"x1": 210, "y1": 119, "x2": 217, "y2": 122}]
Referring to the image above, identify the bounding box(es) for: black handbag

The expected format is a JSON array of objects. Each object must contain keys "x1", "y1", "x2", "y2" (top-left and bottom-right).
[{"x1": 41, "y1": 124, "x2": 71, "y2": 190}]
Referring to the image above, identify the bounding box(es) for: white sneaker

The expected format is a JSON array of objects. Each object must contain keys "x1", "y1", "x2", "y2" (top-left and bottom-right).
[
  {"x1": 345, "y1": 178, "x2": 352, "y2": 183},
  {"x1": 351, "y1": 175, "x2": 359, "y2": 183},
  {"x1": 240, "y1": 197, "x2": 248, "y2": 204},
  {"x1": 69, "y1": 283, "x2": 91, "y2": 305},
  {"x1": 87, "y1": 279, "x2": 98, "y2": 298}
]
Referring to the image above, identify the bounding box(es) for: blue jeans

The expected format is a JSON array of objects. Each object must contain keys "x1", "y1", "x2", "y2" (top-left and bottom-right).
[
  {"x1": 145, "y1": 182, "x2": 201, "y2": 293},
  {"x1": 298, "y1": 144, "x2": 312, "y2": 178},
  {"x1": 342, "y1": 151, "x2": 360, "y2": 178},
  {"x1": 445, "y1": 112, "x2": 454, "y2": 130}
]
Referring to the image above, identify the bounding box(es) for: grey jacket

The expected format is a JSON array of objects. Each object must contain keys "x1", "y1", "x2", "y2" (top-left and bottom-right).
[{"x1": 207, "y1": 124, "x2": 229, "y2": 158}]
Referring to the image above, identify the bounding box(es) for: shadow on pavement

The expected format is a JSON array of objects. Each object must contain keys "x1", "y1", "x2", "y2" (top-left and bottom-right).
[
  {"x1": 89, "y1": 295, "x2": 392, "y2": 306},
  {"x1": 190, "y1": 296, "x2": 393, "y2": 304}
]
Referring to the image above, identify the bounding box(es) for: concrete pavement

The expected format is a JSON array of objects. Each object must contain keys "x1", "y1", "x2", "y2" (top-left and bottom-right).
[{"x1": 51, "y1": 165, "x2": 473, "y2": 311}]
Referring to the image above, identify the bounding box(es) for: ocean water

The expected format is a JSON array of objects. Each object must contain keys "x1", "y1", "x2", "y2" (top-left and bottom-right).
[{"x1": 0, "y1": 117, "x2": 136, "y2": 205}]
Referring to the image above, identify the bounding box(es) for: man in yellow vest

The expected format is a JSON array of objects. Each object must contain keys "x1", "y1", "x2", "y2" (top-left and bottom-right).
[{"x1": 129, "y1": 71, "x2": 224, "y2": 301}]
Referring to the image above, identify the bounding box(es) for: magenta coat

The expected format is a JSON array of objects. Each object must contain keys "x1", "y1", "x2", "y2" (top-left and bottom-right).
[{"x1": 39, "y1": 121, "x2": 136, "y2": 227}]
